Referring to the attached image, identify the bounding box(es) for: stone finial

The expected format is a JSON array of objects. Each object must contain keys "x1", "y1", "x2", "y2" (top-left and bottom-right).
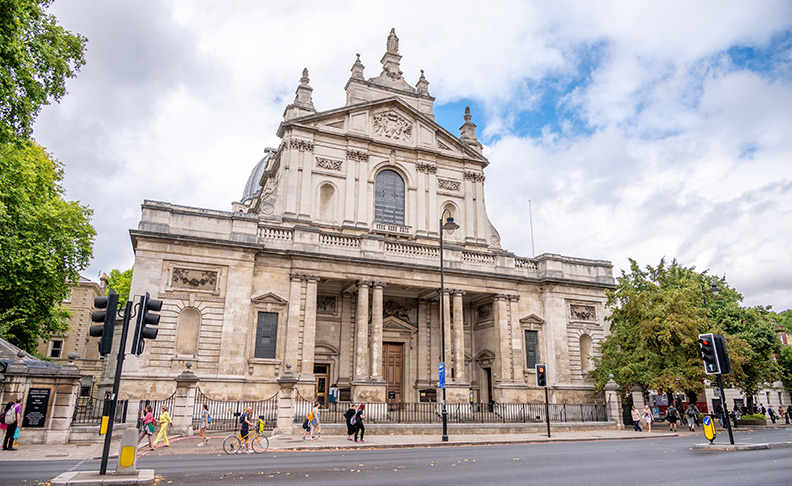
[
  {"x1": 68, "y1": 352, "x2": 77, "y2": 362},
  {"x1": 459, "y1": 106, "x2": 483, "y2": 153},
  {"x1": 350, "y1": 53, "x2": 365, "y2": 80},
  {"x1": 604, "y1": 374, "x2": 620, "y2": 391},
  {"x1": 415, "y1": 69, "x2": 430, "y2": 96},
  {"x1": 283, "y1": 67, "x2": 316, "y2": 120},
  {"x1": 185, "y1": 361, "x2": 193, "y2": 369}
]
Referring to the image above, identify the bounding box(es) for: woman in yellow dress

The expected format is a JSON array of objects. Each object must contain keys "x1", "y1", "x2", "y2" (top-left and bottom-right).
[{"x1": 152, "y1": 405, "x2": 174, "y2": 448}]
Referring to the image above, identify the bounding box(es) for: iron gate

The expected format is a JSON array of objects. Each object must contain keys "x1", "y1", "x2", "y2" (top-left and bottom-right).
[
  {"x1": 136, "y1": 392, "x2": 176, "y2": 428},
  {"x1": 192, "y1": 387, "x2": 278, "y2": 431}
]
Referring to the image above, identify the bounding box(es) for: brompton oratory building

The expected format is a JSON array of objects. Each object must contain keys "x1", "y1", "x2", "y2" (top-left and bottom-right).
[{"x1": 125, "y1": 30, "x2": 615, "y2": 406}]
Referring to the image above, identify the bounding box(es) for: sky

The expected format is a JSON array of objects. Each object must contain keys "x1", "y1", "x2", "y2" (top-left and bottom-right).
[{"x1": 33, "y1": 0, "x2": 792, "y2": 311}]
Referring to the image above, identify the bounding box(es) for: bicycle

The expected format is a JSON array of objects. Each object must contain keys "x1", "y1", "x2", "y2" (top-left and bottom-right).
[{"x1": 222, "y1": 427, "x2": 269, "y2": 454}]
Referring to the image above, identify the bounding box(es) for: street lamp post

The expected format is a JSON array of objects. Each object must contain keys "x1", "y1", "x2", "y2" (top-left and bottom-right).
[
  {"x1": 439, "y1": 209, "x2": 459, "y2": 442},
  {"x1": 702, "y1": 281, "x2": 735, "y2": 445}
]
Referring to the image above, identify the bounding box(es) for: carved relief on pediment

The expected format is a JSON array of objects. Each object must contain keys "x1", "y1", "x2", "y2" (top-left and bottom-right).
[
  {"x1": 171, "y1": 267, "x2": 218, "y2": 292},
  {"x1": 384, "y1": 300, "x2": 411, "y2": 324},
  {"x1": 372, "y1": 111, "x2": 412, "y2": 142},
  {"x1": 570, "y1": 304, "x2": 596, "y2": 321},
  {"x1": 438, "y1": 140, "x2": 451, "y2": 151}
]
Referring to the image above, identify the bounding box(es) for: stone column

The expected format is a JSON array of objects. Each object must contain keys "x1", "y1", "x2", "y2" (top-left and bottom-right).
[
  {"x1": 275, "y1": 364, "x2": 299, "y2": 434},
  {"x1": 284, "y1": 274, "x2": 303, "y2": 374},
  {"x1": 370, "y1": 282, "x2": 385, "y2": 381},
  {"x1": 452, "y1": 290, "x2": 466, "y2": 383},
  {"x1": 299, "y1": 276, "x2": 319, "y2": 381},
  {"x1": 171, "y1": 363, "x2": 199, "y2": 436},
  {"x1": 416, "y1": 298, "x2": 430, "y2": 386},
  {"x1": 605, "y1": 376, "x2": 624, "y2": 429},
  {"x1": 493, "y1": 295, "x2": 511, "y2": 391},
  {"x1": 354, "y1": 281, "x2": 371, "y2": 380}
]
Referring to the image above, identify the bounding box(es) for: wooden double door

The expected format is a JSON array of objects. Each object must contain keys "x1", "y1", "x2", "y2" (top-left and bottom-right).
[{"x1": 383, "y1": 342, "x2": 403, "y2": 402}]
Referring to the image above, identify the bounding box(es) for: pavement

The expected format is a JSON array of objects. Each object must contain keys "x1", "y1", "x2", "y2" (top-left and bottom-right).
[{"x1": 4, "y1": 424, "x2": 790, "y2": 485}]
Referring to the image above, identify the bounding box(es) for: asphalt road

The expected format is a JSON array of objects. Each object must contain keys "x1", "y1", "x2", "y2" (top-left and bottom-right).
[{"x1": 6, "y1": 429, "x2": 792, "y2": 485}]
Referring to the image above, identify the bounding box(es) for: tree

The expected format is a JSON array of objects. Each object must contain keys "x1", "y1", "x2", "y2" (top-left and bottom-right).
[
  {"x1": 0, "y1": 0, "x2": 87, "y2": 142},
  {"x1": 779, "y1": 345, "x2": 792, "y2": 392},
  {"x1": 0, "y1": 140, "x2": 95, "y2": 350},
  {"x1": 106, "y1": 267, "x2": 133, "y2": 307},
  {"x1": 591, "y1": 258, "x2": 712, "y2": 400}
]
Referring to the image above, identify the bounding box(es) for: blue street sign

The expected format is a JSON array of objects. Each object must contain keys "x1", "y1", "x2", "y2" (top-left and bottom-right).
[{"x1": 439, "y1": 362, "x2": 445, "y2": 389}]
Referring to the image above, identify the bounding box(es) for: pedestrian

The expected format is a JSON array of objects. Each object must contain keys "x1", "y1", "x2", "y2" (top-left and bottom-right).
[
  {"x1": 685, "y1": 403, "x2": 699, "y2": 432},
  {"x1": 239, "y1": 407, "x2": 255, "y2": 453},
  {"x1": 152, "y1": 405, "x2": 173, "y2": 448},
  {"x1": 137, "y1": 405, "x2": 155, "y2": 449},
  {"x1": 714, "y1": 403, "x2": 724, "y2": 427},
  {"x1": 630, "y1": 406, "x2": 642, "y2": 432},
  {"x1": 666, "y1": 404, "x2": 678, "y2": 432},
  {"x1": 759, "y1": 403, "x2": 766, "y2": 415},
  {"x1": 344, "y1": 403, "x2": 358, "y2": 441},
  {"x1": 767, "y1": 407, "x2": 777, "y2": 424},
  {"x1": 306, "y1": 401, "x2": 322, "y2": 441},
  {"x1": 778, "y1": 406, "x2": 785, "y2": 425},
  {"x1": 786, "y1": 405, "x2": 792, "y2": 425},
  {"x1": 2, "y1": 398, "x2": 21, "y2": 451},
  {"x1": 197, "y1": 404, "x2": 211, "y2": 446},
  {"x1": 353, "y1": 403, "x2": 366, "y2": 442},
  {"x1": 642, "y1": 405, "x2": 653, "y2": 433}
]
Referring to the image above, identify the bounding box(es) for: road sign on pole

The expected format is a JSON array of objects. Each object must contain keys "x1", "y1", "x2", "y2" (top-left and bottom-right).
[{"x1": 439, "y1": 362, "x2": 445, "y2": 389}]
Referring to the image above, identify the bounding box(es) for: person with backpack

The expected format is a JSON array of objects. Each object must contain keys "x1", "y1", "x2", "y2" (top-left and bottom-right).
[
  {"x1": 666, "y1": 404, "x2": 678, "y2": 431},
  {"x1": 302, "y1": 402, "x2": 322, "y2": 441},
  {"x1": 3, "y1": 398, "x2": 21, "y2": 451},
  {"x1": 344, "y1": 403, "x2": 359, "y2": 441},
  {"x1": 197, "y1": 404, "x2": 211, "y2": 447},
  {"x1": 239, "y1": 407, "x2": 255, "y2": 454},
  {"x1": 685, "y1": 403, "x2": 700, "y2": 432}
]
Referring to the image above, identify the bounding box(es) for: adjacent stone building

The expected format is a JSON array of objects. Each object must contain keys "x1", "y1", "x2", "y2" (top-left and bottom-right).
[{"x1": 124, "y1": 30, "x2": 615, "y2": 406}]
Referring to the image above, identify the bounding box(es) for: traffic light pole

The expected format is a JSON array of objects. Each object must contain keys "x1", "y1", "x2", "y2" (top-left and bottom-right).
[
  {"x1": 716, "y1": 374, "x2": 735, "y2": 445},
  {"x1": 544, "y1": 386, "x2": 550, "y2": 438},
  {"x1": 99, "y1": 300, "x2": 133, "y2": 475}
]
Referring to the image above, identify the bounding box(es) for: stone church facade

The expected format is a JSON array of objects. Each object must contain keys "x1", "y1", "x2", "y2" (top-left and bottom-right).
[{"x1": 124, "y1": 30, "x2": 614, "y2": 406}]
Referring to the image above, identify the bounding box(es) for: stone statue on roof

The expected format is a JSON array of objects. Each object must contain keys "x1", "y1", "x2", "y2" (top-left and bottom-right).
[{"x1": 387, "y1": 28, "x2": 399, "y2": 53}]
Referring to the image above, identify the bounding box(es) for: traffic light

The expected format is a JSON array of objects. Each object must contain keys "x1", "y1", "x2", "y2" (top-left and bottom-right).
[
  {"x1": 131, "y1": 292, "x2": 162, "y2": 356},
  {"x1": 89, "y1": 289, "x2": 119, "y2": 356},
  {"x1": 713, "y1": 333, "x2": 732, "y2": 375},
  {"x1": 536, "y1": 363, "x2": 548, "y2": 387},
  {"x1": 698, "y1": 333, "x2": 721, "y2": 375}
]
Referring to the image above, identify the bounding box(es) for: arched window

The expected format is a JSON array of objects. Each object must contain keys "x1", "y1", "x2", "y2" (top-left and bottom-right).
[
  {"x1": 176, "y1": 308, "x2": 201, "y2": 356},
  {"x1": 374, "y1": 169, "x2": 405, "y2": 225}
]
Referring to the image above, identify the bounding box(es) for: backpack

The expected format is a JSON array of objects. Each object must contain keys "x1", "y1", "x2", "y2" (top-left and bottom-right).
[
  {"x1": 207, "y1": 413, "x2": 212, "y2": 424},
  {"x1": 4, "y1": 407, "x2": 16, "y2": 425},
  {"x1": 307, "y1": 410, "x2": 314, "y2": 422},
  {"x1": 667, "y1": 408, "x2": 677, "y2": 419},
  {"x1": 239, "y1": 413, "x2": 246, "y2": 424}
]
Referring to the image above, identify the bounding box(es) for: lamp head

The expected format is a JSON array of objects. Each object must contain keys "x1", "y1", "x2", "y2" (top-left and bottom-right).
[
  {"x1": 442, "y1": 216, "x2": 460, "y2": 233},
  {"x1": 710, "y1": 283, "x2": 720, "y2": 296}
]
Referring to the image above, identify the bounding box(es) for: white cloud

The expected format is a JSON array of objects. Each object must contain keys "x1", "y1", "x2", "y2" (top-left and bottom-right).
[{"x1": 33, "y1": 0, "x2": 792, "y2": 311}]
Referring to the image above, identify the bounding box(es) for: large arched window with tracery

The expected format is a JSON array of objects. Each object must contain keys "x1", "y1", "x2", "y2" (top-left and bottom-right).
[{"x1": 374, "y1": 169, "x2": 405, "y2": 225}]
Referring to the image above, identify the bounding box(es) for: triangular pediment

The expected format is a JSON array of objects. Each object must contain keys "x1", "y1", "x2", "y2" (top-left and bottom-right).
[
  {"x1": 382, "y1": 316, "x2": 417, "y2": 333},
  {"x1": 278, "y1": 97, "x2": 489, "y2": 165},
  {"x1": 519, "y1": 314, "x2": 545, "y2": 326},
  {"x1": 251, "y1": 292, "x2": 288, "y2": 305}
]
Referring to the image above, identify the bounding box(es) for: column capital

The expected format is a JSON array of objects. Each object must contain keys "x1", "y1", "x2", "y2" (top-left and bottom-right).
[
  {"x1": 305, "y1": 275, "x2": 321, "y2": 283},
  {"x1": 290, "y1": 273, "x2": 305, "y2": 282},
  {"x1": 493, "y1": 294, "x2": 510, "y2": 301},
  {"x1": 371, "y1": 281, "x2": 387, "y2": 289},
  {"x1": 451, "y1": 289, "x2": 467, "y2": 296},
  {"x1": 357, "y1": 279, "x2": 372, "y2": 288}
]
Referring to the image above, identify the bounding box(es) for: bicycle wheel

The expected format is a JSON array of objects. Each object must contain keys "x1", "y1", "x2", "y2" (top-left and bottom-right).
[
  {"x1": 251, "y1": 434, "x2": 269, "y2": 453},
  {"x1": 223, "y1": 435, "x2": 242, "y2": 454}
]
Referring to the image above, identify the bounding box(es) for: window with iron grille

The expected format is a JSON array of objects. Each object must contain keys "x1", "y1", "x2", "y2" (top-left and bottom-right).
[
  {"x1": 525, "y1": 330, "x2": 538, "y2": 368},
  {"x1": 254, "y1": 312, "x2": 278, "y2": 359},
  {"x1": 374, "y1": 169, "x2": 405, "y2": 225}
]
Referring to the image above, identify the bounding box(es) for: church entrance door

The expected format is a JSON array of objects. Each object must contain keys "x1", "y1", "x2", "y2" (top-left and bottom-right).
[{"x1": 382, "y1": 342, "x2": 403, "y2": 403}]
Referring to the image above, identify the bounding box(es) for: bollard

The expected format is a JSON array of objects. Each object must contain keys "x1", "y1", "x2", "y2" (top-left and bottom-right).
[{"x1": 116, "y1": 428, "x2": 139, "y2": 475}]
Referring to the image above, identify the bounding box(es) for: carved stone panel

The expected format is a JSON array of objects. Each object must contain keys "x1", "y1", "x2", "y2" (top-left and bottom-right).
[
  {"x1": 372, "y1": 112, "x2": 412, "y2": 142},
  {"x1": 570, "y1": 304, "x2": 596, "y2": 321},
  {"x1": 171, "y1": 268, "x2": 218, "y2": 292},
  {"x1": 317, "y1": 295, "x2": 337, "y2": 315},
  {"x1": 315, "y1": 157, "x2": 343, "y2": 171},
  {"x1": 438, "y1": 179, "x2": 461, "y2": 192}
]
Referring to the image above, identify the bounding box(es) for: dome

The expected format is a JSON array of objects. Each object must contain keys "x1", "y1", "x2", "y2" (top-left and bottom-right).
[{"x1": 241, "y1": 148, "x2": 277, "y2": 202}]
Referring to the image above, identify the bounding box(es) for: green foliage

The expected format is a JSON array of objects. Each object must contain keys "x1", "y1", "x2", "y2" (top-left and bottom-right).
[
  {"x1": 0, "y1": 0, "x2": 87, "y2": 142},
  {"x1": 592, "y1": 257, "x2": 782, "y2": 402},
  {"x1": 106, "y1": 268, "x2": 133, "y2": 307},
  {"x1": 0, "y1": 139, "x2": 95, "y2": 350},
  {"x1": 778, "y1": 346, "x2": 792, "y2": 391},
  {"x1": 739, "y1": 413, "x2": 766, "y2": 420}
]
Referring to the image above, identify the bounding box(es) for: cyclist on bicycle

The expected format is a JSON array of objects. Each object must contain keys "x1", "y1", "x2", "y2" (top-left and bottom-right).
[{"x1": 239, "y1": 407, "x2": 255, "y2": 454}]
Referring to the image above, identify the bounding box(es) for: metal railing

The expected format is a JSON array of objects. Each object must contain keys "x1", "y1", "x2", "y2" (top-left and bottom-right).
[
  {"x1": 192, "y1": 387, "x2": 278, "y2": 431},
  {"x1": 136, "y1": 392, "x2": 176, "y2": 428},
  {"x1": 72, "y1": 397, "x2": 128, "y2": 425},
  {"x1": 295, "y1": 400, "x2": 607, "y2": 424}
]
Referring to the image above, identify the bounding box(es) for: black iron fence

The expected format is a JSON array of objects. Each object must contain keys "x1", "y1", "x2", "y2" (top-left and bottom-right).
[
  {"x1": 293, "y1": 400, "x2": 607, "y2": 425},
  {"x1": 136, "y1": 392, "x2": 176, "y2": 428},
  {"x1": 72, "y1": 396, "x2": 128, "y2": 425},
  {"x1": 192, "y1": 387, "x2": 278, "y2": 432}
]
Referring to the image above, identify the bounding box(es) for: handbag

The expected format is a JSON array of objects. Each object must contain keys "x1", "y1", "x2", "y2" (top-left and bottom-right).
[
  {"x1": 13, "y1": 427, "x2": 19, "y2": 439},
  {"x1": 147, "y1": 422, "x2": 155, "y2": 434},
  {"x1": 302, "y1": 418, "x2": 309, "y2": 430}
]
